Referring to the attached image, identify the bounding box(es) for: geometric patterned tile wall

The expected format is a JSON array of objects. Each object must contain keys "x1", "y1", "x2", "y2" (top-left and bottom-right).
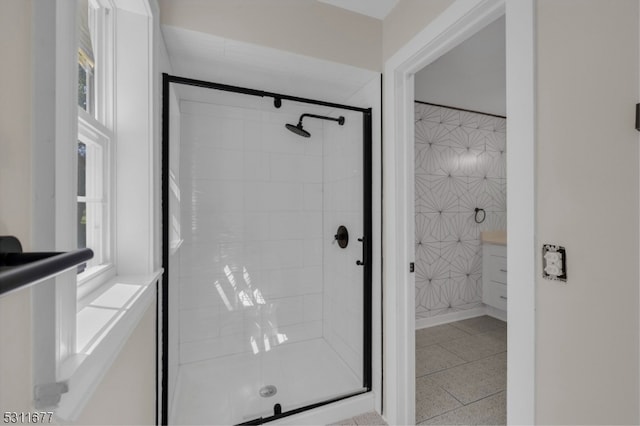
[{"x1": 414, "y1": 102, "x2": 507, "y2": 319}]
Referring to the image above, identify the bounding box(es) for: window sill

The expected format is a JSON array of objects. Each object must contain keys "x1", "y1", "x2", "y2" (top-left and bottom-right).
[
  {"x1": 77, "y1": 263, "x2": 116, "y2": 304},
  {"x1": 55, "y1": 270, "x2": 162, "y2": 421}
]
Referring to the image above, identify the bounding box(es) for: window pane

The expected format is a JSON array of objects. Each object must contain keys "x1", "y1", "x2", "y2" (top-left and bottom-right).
[
  {"x1": 78, "y1": 64, "x2": 87, "y2": 111},
  {"x1": 78, "y1": 61, "x2": 95, "y2": 115},
  {"x1": 78, "y1": 201, "x2": 87, "y2": 250},
  {"x1": 77, "y1": 0, "x2": 96, "y2": 115},
  {"x1": 78, "y1": 141, "x2": 86, "y2": 197}
]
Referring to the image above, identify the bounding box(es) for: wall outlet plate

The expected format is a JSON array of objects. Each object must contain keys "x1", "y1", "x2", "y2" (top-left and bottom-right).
[{"x1": 542, "y1": 244, "x2": 567, "y2": 282}]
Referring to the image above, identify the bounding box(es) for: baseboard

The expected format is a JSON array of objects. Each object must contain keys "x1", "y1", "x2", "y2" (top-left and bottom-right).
[
  {"x1": 415, "y1": 305, "x2": 508, "y2": 329},
  {"x1": 415, "y1": 307, "x2": 488, "y2": 330},
  {"x1": 485, "y1": 305, "x2": 507, "y2": 322}
]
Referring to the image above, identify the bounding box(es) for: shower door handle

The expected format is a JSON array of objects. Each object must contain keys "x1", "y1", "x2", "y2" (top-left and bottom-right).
[{"x1": 356, "y1": 237, "x2": 367, "y2": 266}]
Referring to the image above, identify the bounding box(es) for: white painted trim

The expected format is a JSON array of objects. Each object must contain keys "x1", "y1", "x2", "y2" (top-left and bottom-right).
[
  {"x1": 113, "y1": 6, "x2": 156, "y2": 276},
  {"x1": 56, "y1": 271, "x2": 161, "y2": 421},
  {"x1": 31, "y1": 0, "x2": 79, "y2": 409},
  {"x1": 370, "y1": 77, "x2": 384, "y2": 417},
  {"x1": 504, "y1": 1, "x2": 536, "y2": 424},
  {"x1": 382, "y1": 0, "x2": 536, "y2": 424},
  {"x1": 146, "y1": 3, "x2": 156, "y2": 275},
  {"x1": 384, "y1": 0, "x2": 505, "y2": 74}
]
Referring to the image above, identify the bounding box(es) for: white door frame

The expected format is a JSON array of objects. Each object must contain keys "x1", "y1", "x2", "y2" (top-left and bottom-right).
[{"x1": 382, "y1": 0, "x2": 536, "y2": 424}]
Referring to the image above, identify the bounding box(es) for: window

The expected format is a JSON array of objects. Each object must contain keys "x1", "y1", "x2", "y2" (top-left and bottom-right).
[
  {"x1": 77, "y1": 52, "x2": 94, "y2": 115},
  {"x1": 77, "y1": 0, "x2": 94, "y2": 116},
  {"x1": 77, "y1": 114, "x2": 110, "y2": 271},
  {"x1": 32, "y1": 0, "x2": 159, "y2": 418},
  {"x1": 76, "y1": 0, "x2": 114, "y2": 293}
]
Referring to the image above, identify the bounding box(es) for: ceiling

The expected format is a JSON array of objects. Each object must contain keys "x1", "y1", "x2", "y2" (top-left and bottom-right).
[
  {"x1": 317, "y1": 0, "x2": 399, "y2": 20},
  {"x1": 414, "y1": 16, "x2": 506, "y2": 116},
  {"x1": 162, "y1": 26, "x2": 378, "y2": 106}
]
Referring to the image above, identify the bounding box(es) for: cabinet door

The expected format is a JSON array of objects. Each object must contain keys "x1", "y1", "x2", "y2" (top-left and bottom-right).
[
  {"x1": 484, "y1": 281, "x2": 507, "y2": 311},
  {"x1": 482, "y1": 244, "x2": 507, "y2": 310}
]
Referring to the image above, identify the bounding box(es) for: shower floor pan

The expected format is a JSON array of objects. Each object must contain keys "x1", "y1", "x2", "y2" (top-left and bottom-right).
[{"x1": 170, "y1": 338, "x2": 363, "y2": 425}]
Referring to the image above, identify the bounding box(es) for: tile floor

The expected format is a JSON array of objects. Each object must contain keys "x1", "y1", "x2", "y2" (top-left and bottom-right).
[
  {"x1": 331, "y1": 316, "x2": 506, "y2": 426},
  {"x1": 415, "y1": 315, "x2": 507, "y2": 425}
]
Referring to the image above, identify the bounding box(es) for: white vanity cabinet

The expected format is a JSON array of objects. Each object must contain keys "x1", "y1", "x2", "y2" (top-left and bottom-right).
[{"x1": 482, "y1": 243, "x2": 507, "y2": 312}]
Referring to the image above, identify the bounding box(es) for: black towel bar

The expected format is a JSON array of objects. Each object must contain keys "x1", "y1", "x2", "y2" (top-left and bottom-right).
[{"x1": 0, "y1": 236, "x2": 93, "y2": 297}]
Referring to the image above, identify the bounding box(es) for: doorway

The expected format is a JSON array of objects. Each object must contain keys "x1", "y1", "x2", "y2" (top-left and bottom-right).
[
  {"x1": 412, "y1": 16, "x2": 507, "y2": 423},
  {"x1": 382, "y1": 1, "x2": 536, "y2": 424}
]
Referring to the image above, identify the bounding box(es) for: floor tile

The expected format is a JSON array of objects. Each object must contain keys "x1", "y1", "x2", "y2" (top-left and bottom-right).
[
  {"x1": 415, "y1": 376, "x2": 463, "y2": 423},
  {"x1": 416, "y1": 324, "x2": 471, "y2": 348},
  {"x1": 473, "y1": 350, "x2": 507, "y2": 372},
  {"x1": 439, "y1": 331, "x2": 506, "y2": 362},
  {"x1": 481, "y1": 327, "x2": 507, "y2": 342},
  {"x1": 352, "y1": 411, "x2": 387, "y2": 425},
  {"x1": 328, "y1": 419, "x2": 357, "y2": 426},
  {"x1": 449, "y1": 315, "x2": 506, "y2": 335},
  {"x1": 428, "y1": 353, "x2": 506, "y2": 404},
  {"x1": 419, "y1": 391, "x2": 506, "y2": 425},
  {"x1": 416, "y1": 344, "x2": 466, "y2": 377}
]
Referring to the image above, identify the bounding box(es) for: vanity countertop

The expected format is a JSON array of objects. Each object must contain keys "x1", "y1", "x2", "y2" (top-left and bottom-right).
[{"x1": 481, "y1": 230, "x2": 507, "y2": 245}]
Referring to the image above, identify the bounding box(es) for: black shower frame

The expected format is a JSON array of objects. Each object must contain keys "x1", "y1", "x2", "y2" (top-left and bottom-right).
[{"x1": 161, "y1": 73, "x2": 373, "y2": 425}]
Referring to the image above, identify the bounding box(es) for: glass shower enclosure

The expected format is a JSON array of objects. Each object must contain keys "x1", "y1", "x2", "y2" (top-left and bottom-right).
[{"x1": 162, "y1": 74, "x2": 372, "y2": 425}]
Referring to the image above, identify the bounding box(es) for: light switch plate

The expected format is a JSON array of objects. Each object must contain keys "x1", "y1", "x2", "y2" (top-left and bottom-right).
[{"x1": 542, "y1": 244, "x2": 567, "y2": 282}]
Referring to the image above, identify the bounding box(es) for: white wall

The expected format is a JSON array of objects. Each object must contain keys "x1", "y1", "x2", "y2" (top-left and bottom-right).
[
  {"x1": 414, "y1": 16, "x2": 505, "y2": 116},
  {"x1": 382, "y1": 0, "x2": 455, "y2": 62},
  {"x1": 413, "y1": 103, "x2": 506, "y2": 320},
  {"x1": 0, "y1": 3, "x2": 32, "y2": 243},
  {"x1": 323, "y1": 109, "x2": 365, "y2": 380},
  {"x1": 158, "y1": 0, "x2": 382, "y2": 72},
  {"x1": 0, "y1": 0, "x2": 34, "y2": 414},
  {"x1": 176, "y1": 95, "x2": 326, "y2": 364},
  {"x1": 535, "y1": 0, "x2": 639, "y2": 423},
  {"x1": 74, "y1": 301, "x2": 156, "y2": 425}
]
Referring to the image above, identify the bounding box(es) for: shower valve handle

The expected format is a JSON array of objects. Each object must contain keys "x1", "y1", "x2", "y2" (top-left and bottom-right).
[{"x1": 356, "y1": 237, "x2": 367, "y2": 266}]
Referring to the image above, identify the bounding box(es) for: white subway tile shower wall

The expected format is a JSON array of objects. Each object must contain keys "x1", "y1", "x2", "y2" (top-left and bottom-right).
[
  {"x1": 178, "y1": 98, "x2": 329, "y2": 365},
  {"x1": 322, "y1": 111, "x2": 364, "y2": 381},
  {"x1": 414, "y1": 103, "x2": 506, "y2": 320},
  {"x1": 167, "y1": 87, "x2": 182, "y2": 409}
]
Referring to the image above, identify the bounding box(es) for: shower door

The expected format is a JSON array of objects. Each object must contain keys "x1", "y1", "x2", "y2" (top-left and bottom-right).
[{"x1": 162, "y1": 74, "x2": 372, "y2": 425}]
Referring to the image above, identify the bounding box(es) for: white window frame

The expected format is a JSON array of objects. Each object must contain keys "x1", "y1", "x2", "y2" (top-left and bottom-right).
[
  {"x1": 76, "y1": 109, "x2": 115, "y2": 299},
  {"x1": 31, "y1": 0, "x2": 162, "y2": 420},
  {"x1": 76, "y1": 0, "x2": 116, "y2": 300}
]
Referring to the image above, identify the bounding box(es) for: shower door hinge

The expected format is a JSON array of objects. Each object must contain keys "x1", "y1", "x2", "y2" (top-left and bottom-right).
[
  {"x1": 34, "y1": 381, "x2": 68, "y2": 409},
  {"x1": 409, "y1": 262, "x2": 415, "y2": 273}
]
